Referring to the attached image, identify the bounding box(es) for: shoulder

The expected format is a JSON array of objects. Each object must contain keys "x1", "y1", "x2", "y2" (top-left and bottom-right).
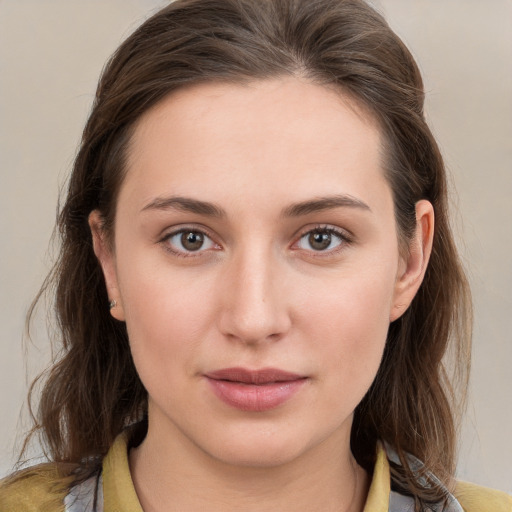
[
  {"x1": 454, "y1": 480, "x2": 512, "y2": 512},
  {"x1": 0, "y1": 463, "x2": 73, "y2": 512}
]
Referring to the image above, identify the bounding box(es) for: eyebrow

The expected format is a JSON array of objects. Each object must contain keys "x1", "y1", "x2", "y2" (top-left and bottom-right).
[
  {"x1": 281, "y1": 195, "x2": 371, "y2": 217},
  {"x1": 141, "y1": 193, "x2": 371, "y2": 218},
  {"x1": 141, "y1": 196, "x2": 226, "y2": 217}
]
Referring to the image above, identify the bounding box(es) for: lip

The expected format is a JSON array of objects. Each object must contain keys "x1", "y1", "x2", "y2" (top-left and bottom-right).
[{"x1": 204, "y1": 367, "x2": 307, "y2": 412}]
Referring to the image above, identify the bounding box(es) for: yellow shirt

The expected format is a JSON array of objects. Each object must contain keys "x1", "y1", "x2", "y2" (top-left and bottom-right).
[{"x1": 1, "y1": 431, "x2": 511, "y2": 511}]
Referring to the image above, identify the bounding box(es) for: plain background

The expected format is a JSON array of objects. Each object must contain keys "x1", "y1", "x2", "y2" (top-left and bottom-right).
[{"x1": 0, "y1": 0, "x2": 511, "y2": 493}]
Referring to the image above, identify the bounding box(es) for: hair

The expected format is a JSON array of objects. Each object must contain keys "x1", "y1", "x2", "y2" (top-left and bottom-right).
[{"x1": 21, "y1": 0, "x2": 471, "y2": 509}]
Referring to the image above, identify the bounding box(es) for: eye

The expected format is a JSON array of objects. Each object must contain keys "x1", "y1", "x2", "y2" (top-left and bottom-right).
[
  {"x1": 296, "y1": 227, "x2": 346, "y2": 252},
  {"x1": 162, "y1": 229, "x2": 218, "y2": 255}
]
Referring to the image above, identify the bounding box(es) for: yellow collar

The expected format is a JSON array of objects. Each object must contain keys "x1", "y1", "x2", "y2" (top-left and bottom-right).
[{"x1": 102, "y1": 431, "x2": 392, "y2": 511}]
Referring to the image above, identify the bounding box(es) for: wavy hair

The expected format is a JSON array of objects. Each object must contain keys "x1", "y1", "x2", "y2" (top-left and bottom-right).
[{"x1": 22, "y1": 0, "x2": 471, "y2": 509}]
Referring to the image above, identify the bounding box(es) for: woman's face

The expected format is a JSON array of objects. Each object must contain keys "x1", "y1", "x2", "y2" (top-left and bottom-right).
[{"x1": 92, "y1": 77, "x2": 432, "y2": 467}]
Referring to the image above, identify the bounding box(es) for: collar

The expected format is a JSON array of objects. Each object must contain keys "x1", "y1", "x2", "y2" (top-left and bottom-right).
[{"x1": 71, "y1": 431, "x2": 463, "y2": 511}]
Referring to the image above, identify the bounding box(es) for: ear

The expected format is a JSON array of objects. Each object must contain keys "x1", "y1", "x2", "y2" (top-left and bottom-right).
[
  {"x1": 390, "y1": 200, "x2": 434, "y2": 322},
  {"x1": 89, "y1": 210, "x2": 125, "y2": 322}
]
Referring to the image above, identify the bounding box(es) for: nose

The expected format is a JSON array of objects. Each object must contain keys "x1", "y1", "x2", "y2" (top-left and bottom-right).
[{"x1": 217, "y1": 247, "x2": 292, "y2": 345}]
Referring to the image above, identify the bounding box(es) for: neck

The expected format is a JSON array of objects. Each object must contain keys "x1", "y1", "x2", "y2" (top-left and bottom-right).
[{"x1": 129, "y1": 417, "x2": 369, "y2": 512}]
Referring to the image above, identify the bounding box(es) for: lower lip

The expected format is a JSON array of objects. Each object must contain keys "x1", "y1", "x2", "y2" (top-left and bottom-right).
[{"x1": 206, "y1": 378, "x2": 306, "y2": 412}]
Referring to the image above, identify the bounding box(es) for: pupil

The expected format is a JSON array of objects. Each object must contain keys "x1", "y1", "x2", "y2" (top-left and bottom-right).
[
  {"x1": 309, "y1": 231, "x2": 331, "y2": 250},
  {"x1": 181, "y1": 231, "x2": 204, "y2": 251}
]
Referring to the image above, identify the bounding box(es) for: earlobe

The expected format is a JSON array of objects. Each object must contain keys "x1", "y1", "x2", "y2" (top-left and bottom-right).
[
  {"x1": 390, "y1": 200, "x2": 434, "y2": 322},
  {"x1": 88, "y1": 210, "x2": 125, "y2": 322}
]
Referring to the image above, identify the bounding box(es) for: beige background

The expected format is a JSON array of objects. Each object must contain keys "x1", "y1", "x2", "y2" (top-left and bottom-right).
[{"x1": 1, "y1": 0, "x2": 511, "y2": 493}]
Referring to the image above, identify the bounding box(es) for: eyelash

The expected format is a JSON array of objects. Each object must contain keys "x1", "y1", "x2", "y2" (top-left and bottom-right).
[
  {"x1": 159, "y1": 225, "x2": 352, "y2": 258},
  {"x1": 159, "y1": 226, "x2": 220, "y2": 258},
  {"x1": 293, "y1": 225, "x2": 352, "y2": 256}
]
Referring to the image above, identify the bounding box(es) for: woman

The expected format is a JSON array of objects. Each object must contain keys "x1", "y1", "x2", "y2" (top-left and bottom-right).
[{"x1": 1, "y1": 0, "x2": 510, "y2": 510}]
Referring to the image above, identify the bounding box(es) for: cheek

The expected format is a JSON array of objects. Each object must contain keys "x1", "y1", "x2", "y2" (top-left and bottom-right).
[
  {"x1": 300, "y1": 263, "x2": 396, "y2": 398},
  {"x1": 115, "y1": 252, "x2": 219, "y2": 383}
]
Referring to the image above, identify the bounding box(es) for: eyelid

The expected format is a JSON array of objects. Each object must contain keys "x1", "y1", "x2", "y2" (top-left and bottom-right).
[
  {"x1": 157, "y1": 223, "x2": 353, "y2": 258},
  {"x1": 159, "y1": 224, "x2": 222, "y2": 257},
  {"x1": 291, "y1": 224, "x2": 353, "y2": 254}
]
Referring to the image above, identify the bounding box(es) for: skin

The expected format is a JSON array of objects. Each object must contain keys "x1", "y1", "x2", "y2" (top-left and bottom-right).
[{"x1": 90, "y1": 77, "x2": 434, "y2": 512}]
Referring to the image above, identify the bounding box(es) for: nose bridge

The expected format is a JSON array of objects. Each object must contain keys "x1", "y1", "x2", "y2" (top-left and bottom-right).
[{"x1": 218, "y1": 241, "x2": 290, "y2": 343}]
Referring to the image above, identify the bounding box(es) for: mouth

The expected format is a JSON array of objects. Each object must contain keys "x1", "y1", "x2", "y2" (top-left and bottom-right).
[
  {"x1": 205, "y1": 367, "x2": 305, "y2": 385},
  {"x1": 204, "y1": 367, "x2": 308, "y2": 412}
]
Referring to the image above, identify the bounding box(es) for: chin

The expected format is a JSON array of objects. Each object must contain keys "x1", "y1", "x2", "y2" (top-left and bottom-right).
[
  {"x1": 199, "y1": 418, "x2": 342, "y2": 470},
  {"x1": 209, "y1": 437, "x2": 310, "y2": 469}
]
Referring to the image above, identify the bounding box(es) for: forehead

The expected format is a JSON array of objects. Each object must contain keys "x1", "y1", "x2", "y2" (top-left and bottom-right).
[{"x1": 121, "y1": 77, "x2": 389, "y2": 215}]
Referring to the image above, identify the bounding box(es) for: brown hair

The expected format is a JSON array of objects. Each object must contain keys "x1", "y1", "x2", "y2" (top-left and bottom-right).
[{"x1": 23, "y1": 0, "x2": 471, "y2": 508}]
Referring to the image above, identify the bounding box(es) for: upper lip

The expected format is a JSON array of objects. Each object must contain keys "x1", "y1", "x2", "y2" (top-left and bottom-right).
[{"x1": 205, "y1": 367, "x2": 305, "y2": 385}]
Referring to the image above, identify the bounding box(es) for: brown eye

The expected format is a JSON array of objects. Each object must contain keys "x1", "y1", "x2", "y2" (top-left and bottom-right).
[
  {"x1": 308, "y1": 231, "x2": 332, "y2": 250},
  {"x1": 180, "y1": 231, "x2": 204, "y2": 251},
  {"x1": 296, "y1": 228, "x2": 345, "y2": 252},
  {"x1": 164, "y1": 229, "x2": 216, "y2": 255}
]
